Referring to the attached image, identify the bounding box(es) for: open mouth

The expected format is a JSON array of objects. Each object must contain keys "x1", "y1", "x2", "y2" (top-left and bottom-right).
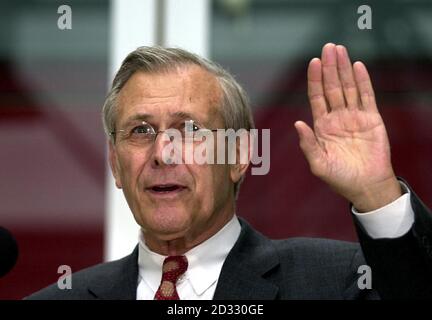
[{"x1": 147, "y1": 184, "x2": 187, "y2": 194}]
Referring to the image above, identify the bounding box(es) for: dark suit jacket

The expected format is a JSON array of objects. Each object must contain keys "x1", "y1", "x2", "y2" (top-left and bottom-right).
[{"x1": 27, "y1": 182, "x2": 432, "y2": 299}]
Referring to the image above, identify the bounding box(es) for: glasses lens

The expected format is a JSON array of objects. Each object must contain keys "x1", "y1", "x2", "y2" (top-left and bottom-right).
[{"x1": 127, "y1": 122, "x2": 155, "y2": 144}]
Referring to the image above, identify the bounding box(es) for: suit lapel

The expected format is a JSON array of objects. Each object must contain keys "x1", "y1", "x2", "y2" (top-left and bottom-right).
[
  {"x1": 87, "y1": 246, "x2": 139, "y2": 299},
  {"x1": 85, "y1": 218, "x2": 280, "y2": 300},
  {"x1": 213, "y1": 218, "x2": 280, "y2": 299}
]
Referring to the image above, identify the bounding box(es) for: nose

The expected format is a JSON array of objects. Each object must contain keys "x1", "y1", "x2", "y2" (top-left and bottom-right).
[{"x1": 150, "y1": 130, "x2": 180, "y2": 168}]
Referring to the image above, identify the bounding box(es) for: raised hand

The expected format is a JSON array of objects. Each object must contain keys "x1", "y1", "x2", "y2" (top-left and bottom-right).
[{"x1": 294, "y1": 43, "x2": 402, "y2": 212}]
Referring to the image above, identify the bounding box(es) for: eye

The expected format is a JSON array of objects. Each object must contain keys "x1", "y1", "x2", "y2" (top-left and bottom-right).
[
  {"x1": 183, "y1": 120, "x2": 201, "y2": 133},
  {"x1": 130, "y1": 123, "x2": 154, "y2": 136}
]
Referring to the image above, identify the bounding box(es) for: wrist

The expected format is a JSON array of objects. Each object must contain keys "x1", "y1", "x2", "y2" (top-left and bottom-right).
[{"x1": 351, "y1": 176, "x2": 402, "y2": 213}]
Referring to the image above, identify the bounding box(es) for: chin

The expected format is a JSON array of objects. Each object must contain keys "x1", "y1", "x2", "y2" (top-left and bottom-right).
[{"x1": 143, "y1": 208, "x2": 192, "y2": 238}]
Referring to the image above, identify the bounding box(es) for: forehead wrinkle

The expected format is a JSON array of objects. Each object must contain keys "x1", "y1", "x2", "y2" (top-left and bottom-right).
[
  {"x1": 119, "y1": 72, "x2": 181, "y2": 107},
  {"x1": 117, "y1": 66, "x2": 224, "y2": 128},
  {"x1": 177, "y1": 65, "x2": 223, "y2": 126}
]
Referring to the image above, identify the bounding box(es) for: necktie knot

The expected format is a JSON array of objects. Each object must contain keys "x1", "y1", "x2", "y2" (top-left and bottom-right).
[{"x1": 154, "y1": 255, "x2": 188, "y2": 300}]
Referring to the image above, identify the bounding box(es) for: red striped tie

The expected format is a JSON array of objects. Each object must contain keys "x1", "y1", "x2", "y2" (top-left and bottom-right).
[{"x1": 154, "y1": 255, "x2": 188, "y2": 300}]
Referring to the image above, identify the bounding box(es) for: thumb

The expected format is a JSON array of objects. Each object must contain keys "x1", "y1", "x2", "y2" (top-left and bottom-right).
[{"x1": 294, "y1": 121, "x2": 322, "y2": 166}]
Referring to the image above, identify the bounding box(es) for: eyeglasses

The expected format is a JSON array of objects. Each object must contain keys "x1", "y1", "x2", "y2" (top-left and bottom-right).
[{"x1": 110, "y1": 119, "x2": 219, "y2": 146}]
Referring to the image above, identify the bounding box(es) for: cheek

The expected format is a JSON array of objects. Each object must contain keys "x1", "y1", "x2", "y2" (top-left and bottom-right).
[
  {"x1": 213, "y1": 164, "x2": 233, "y2": 195},
  {"x1": 117, "y1": 150, "x2": 148, "y2": 190},
  {"x1": 191, "y1": 164, "x2": 231, "y2": 206}
]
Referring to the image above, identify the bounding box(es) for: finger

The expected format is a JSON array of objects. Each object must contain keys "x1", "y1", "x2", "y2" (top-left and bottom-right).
[
  {"x1": 307, "y1": 58, "x2": 328, "y2": 121},
  {"x1": 294, "y1": 121, "x2": 323, "y2": 172},
  {"x1": 353, "y1": 61, "x2": 378, "y2": 112},
  {"x1": 336, "y1": 45, "x2": 360, "y2": 110},
  {"x1": 322, "y1": 43, "x2": 346, "y2": 111}
]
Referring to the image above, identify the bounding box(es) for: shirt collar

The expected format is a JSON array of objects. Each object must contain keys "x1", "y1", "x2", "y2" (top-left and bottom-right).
[{"x1": 138, "y1": 215, "x2": 241, "y2": 297}]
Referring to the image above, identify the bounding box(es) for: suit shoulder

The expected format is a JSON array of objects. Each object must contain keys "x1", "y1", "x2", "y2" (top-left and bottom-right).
[
  {"x1": 273, "y1": 237, "x2": 359, "y2": 251},
  {"x1": 25, "y1": 253, "x2": 134, "y2": 300},
  {"x1": 272, "y1": 237, "x2": 363, "y2": 267}
]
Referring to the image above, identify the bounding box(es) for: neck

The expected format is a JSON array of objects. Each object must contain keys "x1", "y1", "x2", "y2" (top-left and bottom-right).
[{"x1": 143, "y1": 204, "x2": 235, "y2": 256}]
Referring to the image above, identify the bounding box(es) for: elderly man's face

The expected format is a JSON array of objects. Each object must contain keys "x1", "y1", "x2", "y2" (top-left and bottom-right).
[{"x1": 109, "y1": 65, "x2": 243, "y2": 246}]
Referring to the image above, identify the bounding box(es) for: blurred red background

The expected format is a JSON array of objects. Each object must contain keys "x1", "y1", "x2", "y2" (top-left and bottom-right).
[{"x1": 1, "y1": 0, "x2": 432, "y2": 299}]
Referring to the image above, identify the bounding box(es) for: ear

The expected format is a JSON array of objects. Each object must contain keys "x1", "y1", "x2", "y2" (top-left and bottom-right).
[
  {"x1": 109, "y1": 141, "x2": 122, "y2": 189},
  {"x1": 230, "y1": 129, "x2": 252, "y2": 184}
]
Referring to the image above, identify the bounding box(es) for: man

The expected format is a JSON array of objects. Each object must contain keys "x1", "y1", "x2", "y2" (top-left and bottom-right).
[{"x1": 28, "y1": 43, "x2": 432, "y2": 299}]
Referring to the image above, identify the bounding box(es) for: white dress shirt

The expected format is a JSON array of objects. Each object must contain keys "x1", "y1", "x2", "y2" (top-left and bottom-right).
[
  {"x1": 137, "y1": 215, "x2": 241, "y2": 300},
  {"x1": 352, "y1": 181, "x2": 414, "y2": 239},
  {"x1": 137, "y1": 181, "x2": 415, "y2": 299}
]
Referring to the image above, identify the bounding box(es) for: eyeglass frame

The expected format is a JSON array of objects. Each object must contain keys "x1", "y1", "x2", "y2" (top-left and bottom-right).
[{"x1": 109, "y1": 119, "x2": 221, "y2": 145}]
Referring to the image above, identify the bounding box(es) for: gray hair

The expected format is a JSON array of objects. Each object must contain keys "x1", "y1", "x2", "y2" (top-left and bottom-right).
[{"x1": 102, "y1": 46, "x2": 255, "y2": 198}]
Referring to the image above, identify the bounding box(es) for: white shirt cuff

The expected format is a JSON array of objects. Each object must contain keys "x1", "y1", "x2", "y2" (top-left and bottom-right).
[{"x1": 352, "y1": 182, "x2": 415, "y2": 239}]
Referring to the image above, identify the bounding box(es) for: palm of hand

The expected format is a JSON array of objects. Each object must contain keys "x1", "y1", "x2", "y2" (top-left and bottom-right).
[
  {"x1": 312, "y1": 109, "x2": 392, "y2": 196},
  {"x1": 295, "y1": 43, "x2": 399, "y2": 207}
]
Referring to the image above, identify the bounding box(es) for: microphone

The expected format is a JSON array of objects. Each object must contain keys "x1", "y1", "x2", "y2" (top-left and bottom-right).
[{"x1": 0, "y1": 227, "x2": 19, "y2": 277}]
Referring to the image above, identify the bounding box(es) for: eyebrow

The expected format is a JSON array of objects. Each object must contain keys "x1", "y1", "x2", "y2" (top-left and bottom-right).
[
  {"x1": 170, "y1": 111, "x2": 208, "y2": 127},
  {"x1": 121, "y1": 113, "x2": 154, "y2": 127},
  {"x1": 121, "y1": 111, "x2": 206, "y2": 127},
  {"x1": 170, "y1": 111, "x2": 197, "y2": 121}
]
